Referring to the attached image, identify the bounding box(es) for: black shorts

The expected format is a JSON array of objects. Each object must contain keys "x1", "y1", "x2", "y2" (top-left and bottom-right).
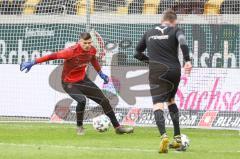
[
  {"x1": 149, "y1": 62, "x2": 181, "y2": 104},
  {"x1": 62, "y1": 76, "x2": 108, "y2": 105}
]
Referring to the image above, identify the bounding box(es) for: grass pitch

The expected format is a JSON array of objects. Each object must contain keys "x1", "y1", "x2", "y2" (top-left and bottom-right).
[{"x1": 0, "y1": 123, "x2": 239, "y2": 159}]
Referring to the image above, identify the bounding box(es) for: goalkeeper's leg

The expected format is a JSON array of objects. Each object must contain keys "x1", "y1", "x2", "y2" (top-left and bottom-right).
[
  {"x1": 154, "y1": 103, "x2": 169, "y2": 153},
  {"x1": 62, "y1": 82, "x2": 86, "y2": 135},
  {"x1": 75, "y1": 97, "x2": 86, "y2": 135},
  {"x1": 77, "y1": 77, "x2": 134, "y2": 134}
]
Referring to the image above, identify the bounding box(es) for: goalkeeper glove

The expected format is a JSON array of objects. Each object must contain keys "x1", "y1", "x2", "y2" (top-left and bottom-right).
[
  {"x1": 98, "y1": 71, "x2": 109, "y2": 84},
  {"x1": 20, "y1": 60, "x2": 36, "y2": 73}
]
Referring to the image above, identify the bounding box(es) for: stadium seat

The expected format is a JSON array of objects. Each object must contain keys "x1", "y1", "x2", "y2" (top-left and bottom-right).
[
  {"x1": 143, "y1": 0, "x2": 160, "y2": 14},
  {"x1": 117, "y1": 6, "x2": 128, "y2": 14},
  {"x1": 220, "y1": 0, "x2": 240, "y2": 14},
  {"x1": 158, "y1": 0, "x2": 177, "y2": 14},
  {"x1": 23, "y1": 0, "x2": 41, "y2": 14},
  {"x1": 65, "y1": 0, "x2": 77, "y2": 14},
  {"x1": 36, "y1": 0, "x2": 72, "y2": 14},
  {"x1": 128, "y1": 0, "x2": 144, "y2": 14},
  {"x1": 204, "y1": 0, "x2": 225, "y2": 14},
  {"x1": 94, "y1": 0, "x2": 105, "y2": 12},
  {"x1": 191, "y1": 0, "x2": 207, "y2": 14},
  {"x1": 158, "y1": 0, "x2": 206, "y2": 14},
  {"x1": 116, "y1": 0, "x2": 133, "y2": 14},
  {"x1": 173, "y1": 1, "x2": 189, "y2": 14},
  {"x1": 76, "y1": 0, "x2": 94, "y2": 15},
  {"x1": 0, "y1": 0, "x2": 25, "y2": 15},
  {"x1": 175, "y1": 0, "x2": 207, "y2": 14},
  {"x1": 95, "y1": 0, "x2": 125, "y2": 12}
]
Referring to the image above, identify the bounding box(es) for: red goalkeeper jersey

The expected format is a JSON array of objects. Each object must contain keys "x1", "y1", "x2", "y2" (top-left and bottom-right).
[{"x1": 35, "y1": 43, "x2": 101, "y2": 83}]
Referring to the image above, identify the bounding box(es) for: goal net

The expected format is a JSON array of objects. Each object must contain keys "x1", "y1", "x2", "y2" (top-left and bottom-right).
[{"x1": 0, "y1": 0, "x2": 239, "y2": 130}]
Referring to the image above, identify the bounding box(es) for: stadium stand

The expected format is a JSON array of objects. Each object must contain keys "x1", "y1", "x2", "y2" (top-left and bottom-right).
[
  {"x1": 115, "y1": 0, "x2": 132, "y2": 14},
  {"x1": 128, "y1": 0, "x2": 144, "y2": 14},
  {"x1": 143, "y1": 0, "x2": 160, "y2": 14},
  {"x1": 66, "y1": 0, "x2": 77, "y2": 14},
  {"x1": 220, "y1": 0, "x2": 240, "y2": 14},
  {"x1": 95, "y1": 0, "x2": 126, "y2": 12},
  {"x1": 77, "y1": 0, "x2": 94, "y2": 15},
  {"x1": 23, "y1": 0, "x2": 40, "y2": 14},
  {"x1": 36, "y1": 0, "x2": 77, "y2": 14},
  {"x1": 191, "y1": 0, "x2": 207, "y2": 14},
  {"x1": 158, "y1": 0, "x2": 206, "y2": 14},
  {"x1": 94, "y1": 0, "x2": 107, "y2": 11},
  {"x1": 204, "y1": 0, "x2": 224, "y2": 14},
  {"x1": 0, "y1": 0, "x2": 240, "y2": 15},
  {"x1": 0, "y1": 0, "x2": 25, "y2": 15},
  {"x1": 158, "y1": 0, "x2": 177, "y2": 14}
]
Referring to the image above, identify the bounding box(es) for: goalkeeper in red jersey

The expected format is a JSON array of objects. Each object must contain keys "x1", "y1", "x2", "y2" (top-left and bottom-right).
[{"x1": 20, "y1": 32, "x2": 134, "y2": 135}]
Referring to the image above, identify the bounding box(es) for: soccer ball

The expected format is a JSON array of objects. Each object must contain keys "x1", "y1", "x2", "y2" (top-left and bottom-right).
[
  {"x1": 92, "y1": 115, "x2": 111, "y2": 132},
  {"x1": 181, "y1": 134, "x2": 190, "y2": 150}
]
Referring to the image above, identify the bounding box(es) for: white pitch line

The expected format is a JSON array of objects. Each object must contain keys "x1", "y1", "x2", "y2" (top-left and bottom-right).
[
  {"x1": 0, "y1": 142, "x2": 156, "y2": 153},
  {"x1": 0, "y1": 143, "x2": 239, "y2": 154},
  {"x1": 209, "y1": 151, "x2": 240, "y2": 153}
]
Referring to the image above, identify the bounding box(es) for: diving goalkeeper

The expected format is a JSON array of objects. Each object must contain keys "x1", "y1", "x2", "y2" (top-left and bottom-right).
[
  {"x1": 20, "y1": 32, "x2": 134, "y2": 135},
  {"x1": 134, "y1": 10, "x2": 192, "y2": 153}
]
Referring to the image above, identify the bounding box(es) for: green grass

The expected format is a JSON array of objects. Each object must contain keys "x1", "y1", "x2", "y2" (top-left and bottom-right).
[{"x1": 0, "y1": 123, "x2": 239, "y2": 159}]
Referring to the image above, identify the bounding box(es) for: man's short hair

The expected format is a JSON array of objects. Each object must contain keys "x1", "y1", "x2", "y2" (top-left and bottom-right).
[
  {"x1": 162, "y1": 9, "x2": 177, "y2": 22},
  {"x1": 80, "y1": 32, "x2": 92, "y2": 40}
]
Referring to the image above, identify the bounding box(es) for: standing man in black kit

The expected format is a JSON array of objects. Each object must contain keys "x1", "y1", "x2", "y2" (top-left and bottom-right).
[{"x1": 134, "y1": 9, "x2": 192, "y2": 153}]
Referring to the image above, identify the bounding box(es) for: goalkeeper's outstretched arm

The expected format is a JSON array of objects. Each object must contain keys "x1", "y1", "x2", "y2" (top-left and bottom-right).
[
  {"x1": 134, "y1": 33, "x2": 149, "y2": 64},
  {"x1": 35, "y1": 47, "x2": 74, "y2": 64},
  {"x1": 20, "y1": 46, "x2": 75, "y2": 73}
]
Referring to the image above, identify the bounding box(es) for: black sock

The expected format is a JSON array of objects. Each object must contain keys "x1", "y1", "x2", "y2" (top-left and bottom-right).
[
  {"x1": 99, "y1": 98, "x2": 120, "y2": 128},
  {"x1": 168, "y1": 104, "x2": 180, "y2": 136},
  {"x1": 76, "y1": 101, "x2": 86, "y2": 127},
  {"x1": 105, "y1": 110, "x2": 120, "y2": 128},
  {"x1": 154, "y1": 109, "x2": 166, "y2": 136}
]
